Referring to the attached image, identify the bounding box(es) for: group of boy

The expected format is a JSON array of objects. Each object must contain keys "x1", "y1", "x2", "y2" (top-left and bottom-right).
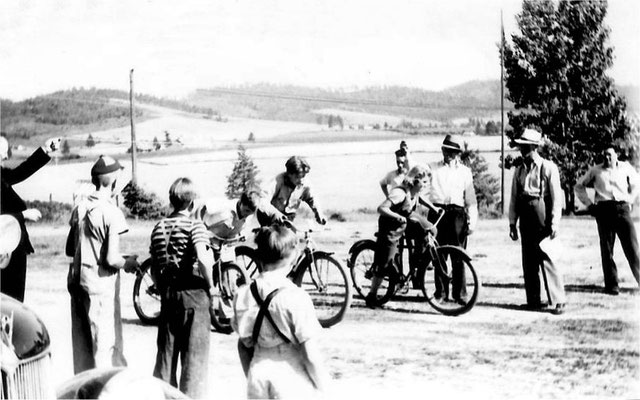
[{"x1": 65, "y1": 154, "x2": 327, "y2": 398}]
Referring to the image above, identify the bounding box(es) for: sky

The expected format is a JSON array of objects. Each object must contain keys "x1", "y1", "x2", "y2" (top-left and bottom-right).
[{"x1": 1, "y1": 0, "x2": 638, "y2": 101}]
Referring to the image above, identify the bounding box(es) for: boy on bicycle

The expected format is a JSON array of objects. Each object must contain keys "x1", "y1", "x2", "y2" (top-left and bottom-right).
[
  {"x1": 366, "y1": 164, "x2": 438, "y2": 308},
  {"x1": 150, "y1": 177, "x2": 214, "y2": 398},
  {"x1": 194, "y1": 189, "x2": 261, "y2": 254},
  {"x1": 257, "y1": 156, "x2": 327, "y2": 226}
]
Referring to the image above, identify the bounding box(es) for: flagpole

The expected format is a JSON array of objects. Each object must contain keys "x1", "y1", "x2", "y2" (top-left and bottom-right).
[{"x1": 500, "y1": 10, "x2": 505, "y2": 215}]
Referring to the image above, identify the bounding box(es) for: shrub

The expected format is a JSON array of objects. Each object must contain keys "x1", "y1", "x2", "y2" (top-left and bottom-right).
[
  {"x1": 461, "y1": 145, "x2": 501, "y2": 218},
  {"x1": 329, "y1": 212, "x2": 346, "y2": 222},
  {"x1": 121, "y1": 182, "x2": 168, "y2": 219},
  {"x1": 24, "y1": 200, "x2": 73, "y2": 223}
]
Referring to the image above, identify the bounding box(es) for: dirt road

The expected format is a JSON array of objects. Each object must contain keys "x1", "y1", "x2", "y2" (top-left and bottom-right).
[{"x1": 22, "y1": 217, "x2": 640, "y2": 399}]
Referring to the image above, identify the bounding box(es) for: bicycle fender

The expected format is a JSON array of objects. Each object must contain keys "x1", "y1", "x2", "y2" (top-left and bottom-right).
[
  {"x1": 437, "y1": 245, "x2": 472, "y2": 262},
  {"x1": 347, "y1": 239, "x2": 375, "y2": 257}
]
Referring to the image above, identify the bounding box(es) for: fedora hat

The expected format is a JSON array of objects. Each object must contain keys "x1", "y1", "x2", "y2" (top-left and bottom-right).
[
  {"x1": 441, "y1": 134, "x2": 463, "y2": 152},
  {"x1": 513, "y1": 129, "x2": 543, "y2": 146}
]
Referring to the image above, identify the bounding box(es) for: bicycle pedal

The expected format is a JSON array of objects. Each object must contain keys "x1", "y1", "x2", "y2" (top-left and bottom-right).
[{"x1": 364, "y1": 270, "x2": 373, "y2": 280}]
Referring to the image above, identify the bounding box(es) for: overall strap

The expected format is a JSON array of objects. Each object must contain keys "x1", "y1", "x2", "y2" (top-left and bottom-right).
[
  {"x1": 250, "y1": 281, "x2": 291, "y2": 345},
  {"x1": 160, "y1": 219, "x2": 182, "y2": 269}
]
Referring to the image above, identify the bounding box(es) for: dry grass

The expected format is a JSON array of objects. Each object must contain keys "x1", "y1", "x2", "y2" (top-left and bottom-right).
[{"x1": 21, "y1": 214, "x2": 640, "y2": 399}]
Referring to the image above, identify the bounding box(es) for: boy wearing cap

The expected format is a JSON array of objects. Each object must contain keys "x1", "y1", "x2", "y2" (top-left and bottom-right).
[
  {"x1": 257, "y1": 156, "x2": 326, "y2": 226},
  {"x1": 1, "y1": 136, "x2": 60, "y2": 301},
  {"x1": 428, "y1": 135, "x2": 478, "y2": 305},
  {"x1": 66, "y1": 155, "x2": 139, "y2": 373},
  {"x1": 509, "y1": 129, "x2": 566, "y2": 314}
]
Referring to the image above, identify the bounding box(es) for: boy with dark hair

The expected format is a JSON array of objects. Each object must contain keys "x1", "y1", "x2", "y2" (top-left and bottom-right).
[
  {"x1": 257, "y1": 156, "x2": 326, "y2": 226},
  {"x1": 233, "y1": 224, "x2": 329, "y2": 398},
  {"x1": 66, "y1": 155, "x2": 139, "y2": 373},
  {"x1": 194, "y1": 189, "x2": 261, "y2": 252},
  {"x1": 150, "y1": 177, "x2": 214, "y2": 398}
]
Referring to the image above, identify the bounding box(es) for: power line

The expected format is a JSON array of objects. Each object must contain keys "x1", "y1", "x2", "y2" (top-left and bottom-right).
[{"x1": 197, "y1": 88, "x2": 510, "y2": 112}]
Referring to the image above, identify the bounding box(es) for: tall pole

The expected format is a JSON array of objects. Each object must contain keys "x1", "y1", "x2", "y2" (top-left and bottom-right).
[
  {"x1": 500, "y1": 10, "x2": 505, "y2": 215},
  {"x1": 129, "y1": 68, "x2": 137, "y2": 185}
]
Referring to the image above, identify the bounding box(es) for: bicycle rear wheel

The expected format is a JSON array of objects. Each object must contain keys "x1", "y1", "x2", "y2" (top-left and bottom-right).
[
  {"x1": 420, "y1": 246, "x2": 480, "y2": 316},
  {"x1": 210, "y1": 262, "x2": 250, "y2": 334},
  {"x1": 348, "y1": 240, "x2": 396, "y2": 306},
  {"x1": 234, "y1": 245, "x2": 260, "y2": 279},
  {"x1": 294, "y1": 252, "x2": 352, "y2": 328},
  {"x1": 132, "y1": 258, "x2": 161, "y2": 325}
]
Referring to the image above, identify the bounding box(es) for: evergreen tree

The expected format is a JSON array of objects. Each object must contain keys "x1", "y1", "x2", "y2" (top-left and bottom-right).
[
  {"x1": 61, "y1": 139, "x2": 71, "y2": 155},
  {"x1": 86, "y1": 134, "x2": 96, "y2": 147},
  {"x1": 225, "y1": 145, "x2": 261, "y2": 199},
  {"x1": 503, "y1": 0, "x2": 632, "y2": 212}
]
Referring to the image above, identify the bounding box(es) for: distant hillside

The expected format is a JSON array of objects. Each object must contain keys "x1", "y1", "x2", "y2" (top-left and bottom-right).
[
  {"x1": 0, "y1": 88, "x2": 218, "y2": 147},
  {"x1": 188, "y1": 81, "x2": 510, "y2": 124}
]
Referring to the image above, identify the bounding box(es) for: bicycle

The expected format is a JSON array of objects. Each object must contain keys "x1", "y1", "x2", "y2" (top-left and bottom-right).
[
  {"x1": 233, "y1": 220, "x2": 352, "y2": 328},
  {"x1": 347, "y1": 209, "x2": 480, "y2": 316},
  {"x1": 132, "y1": 236, "x2": 250, "y2": 333}
]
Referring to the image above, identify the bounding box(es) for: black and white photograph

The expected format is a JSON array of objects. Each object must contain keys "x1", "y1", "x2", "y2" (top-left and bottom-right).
[{"x1": 1, "y1": 0, "x2": 639, "y2": 398}]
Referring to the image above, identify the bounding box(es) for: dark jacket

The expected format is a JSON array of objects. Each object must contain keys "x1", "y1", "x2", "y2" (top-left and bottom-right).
[{"x1": 1, "y1": 147, "x2": 51, "y2": 253}]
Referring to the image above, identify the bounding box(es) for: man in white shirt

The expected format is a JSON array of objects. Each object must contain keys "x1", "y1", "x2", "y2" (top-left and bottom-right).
[
  {"x1": 429, "y1": 135, "x2": 478, "y2": 304},
  {"x1": 575, "y1": 147, "x2": 640, "y2": 295},
  {"x1": 508, "y1": 129, "x2": 565, "y2": 314},
  {"x1": 379, "y1": 147, "x2": 411, "y2": 197}
]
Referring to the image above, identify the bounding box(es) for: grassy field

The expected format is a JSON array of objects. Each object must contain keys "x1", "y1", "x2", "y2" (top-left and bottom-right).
[{"x1": 22, "y1": 213, "x2": 640, "y2": 399}]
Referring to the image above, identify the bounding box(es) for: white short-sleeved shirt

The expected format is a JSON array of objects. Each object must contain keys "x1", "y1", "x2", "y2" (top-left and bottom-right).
[
  {"x1": 68, "y1": 191, "x2": 128, "y2": 294},
  {"x1": 232, "y1": 272, "x2": 321, "y2": 349}
]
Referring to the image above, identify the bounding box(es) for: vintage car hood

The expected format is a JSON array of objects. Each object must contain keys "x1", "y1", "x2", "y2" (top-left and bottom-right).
[{"x1": 1, "y1": 294, "x2": 51, "y2": 360}]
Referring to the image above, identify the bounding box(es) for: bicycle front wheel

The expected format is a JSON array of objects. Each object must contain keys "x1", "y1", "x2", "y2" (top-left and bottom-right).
[
  {"x1": 132, "y1": 258, "x2": 161, "y2": 325},
  {"x1": 420, "y1": 246, "x2": 480, "y2": 316},
  {"x1": 210, "y1": 262, "x2": 250, "y2": 334},
  {"x1": 348, "y1": 240, "x2": 395, "y2": 306},
  {"x1": 293, "y1": 252, "x2": 352, "y2": 328},
  {"x1": 234, "y1": 245, "x2": 260, "y2": 279}
]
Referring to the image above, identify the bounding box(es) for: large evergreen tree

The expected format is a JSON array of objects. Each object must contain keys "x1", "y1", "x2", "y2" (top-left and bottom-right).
[
  {"x1": 225, "y1": 145, "x2": 261, "y2": 199},
  {"x1": 503, "y1": 0, "x2": 632, "y2": 212}
]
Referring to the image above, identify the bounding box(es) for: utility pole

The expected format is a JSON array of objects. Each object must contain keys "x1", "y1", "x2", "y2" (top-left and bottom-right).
[
  {"x1": 500, "y1": 10, "x2": 505, "y2": 215},
  {"x1": 129, "y1": 68, "x2": 137, "y2": 185}
]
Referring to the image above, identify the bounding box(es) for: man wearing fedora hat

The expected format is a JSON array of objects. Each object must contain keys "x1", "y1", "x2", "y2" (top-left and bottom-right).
[
  {"x1": 428, "y1": 134, "x2": 478, "y2": 304},
  {"x1": 509, "y1": 128, "x2": 566, "y2": 314},
  {"x1": 66, "y1": 155, "x2": 140, "y2": 373},
  {"x1": 1, "y1": 135, "x2": 60, "y2": 302}
]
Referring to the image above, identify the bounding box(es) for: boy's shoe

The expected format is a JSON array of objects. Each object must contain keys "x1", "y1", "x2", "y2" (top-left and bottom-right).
[
  {"x1": 396, "y1": 281, "x2": 410, "y2": 295},
  {"x1": 364, "y1": 269, "x2": 373, "y2": 280},
  {"x1": 364, "y1": 293, "x2": 378, "y2": 309},
  {"x1": 550, "y1": 303, "x2": 565, "y2": 315},
  {"x1": 518, "y1": 303, "x2": 547, "y2": 311}
]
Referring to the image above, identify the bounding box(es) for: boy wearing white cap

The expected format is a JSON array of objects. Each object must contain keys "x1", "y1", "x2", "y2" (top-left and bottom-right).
[
  {"x1": 508, "y1": 129, "x2": 566, "y2": 314},
  {"x1": 66, "y1": 155, "x2": 140, "y2": 373}
]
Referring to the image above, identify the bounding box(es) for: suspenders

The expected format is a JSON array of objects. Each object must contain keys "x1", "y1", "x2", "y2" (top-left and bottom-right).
[{"x1": 249, "y1": 281, "x2": 291, "y2": 345}]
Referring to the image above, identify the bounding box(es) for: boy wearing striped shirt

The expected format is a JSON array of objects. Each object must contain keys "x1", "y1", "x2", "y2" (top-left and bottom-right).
[{"x1": 150, "y1": 177, "x2": 214, "y2": 398}]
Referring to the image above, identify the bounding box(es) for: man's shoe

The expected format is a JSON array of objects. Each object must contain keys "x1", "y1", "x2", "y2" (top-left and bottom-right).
[
  {"x1": 518, "y1": 303, "x2": 547, "y2": 311},
  {"x1": 603, "y1": 288, "x2": 620, "y2": 296},
  {"x1": 550, "y1": 303, "x2": 565, "y2": 315},
  {"x1": 453, "y1": 297, "x2": 468, "y2": 306}
]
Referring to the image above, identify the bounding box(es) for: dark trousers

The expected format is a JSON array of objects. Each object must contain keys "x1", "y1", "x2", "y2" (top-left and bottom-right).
[
  {"x1": 1, "y1": 249, "x2": 27, "y2": 302},
  {"x1": 153, "y1": 288, "x2": 211, "y2": 399},
  {"x1": 517, "y1": 197, "x2": 566, "y2": 306},
  {"x1": 594, "y1": 201, "x2": 640, "y2": 291},
  {"x1": 373, "y1": 214, "x2": 430, "y2": 278},
  {"x1": 434, "y1": 205, "x2": 468, "y2": 300}
]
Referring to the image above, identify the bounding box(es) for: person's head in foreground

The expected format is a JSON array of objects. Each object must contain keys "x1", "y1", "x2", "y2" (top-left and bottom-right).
[
  {"x1": 403, "y1": 164, "x2": 431, "y2": 193},
  {"x1": 513, "y1": 128, "x2": 543, "y2": 159},
  {"x1": 254, "y1": 224, "x2": 298, "y2": 272},
  {"x1": 237, "y1": 189, "x2": 261, "y2": 219},
  {"x1": 91, "y1": 155, "x2": 124, "y2": 192}
]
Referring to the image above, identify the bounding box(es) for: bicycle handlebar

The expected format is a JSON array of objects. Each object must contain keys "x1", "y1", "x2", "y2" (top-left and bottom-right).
[{"x1": 208, "y1": 232, "x2": 246, "y2": 245}]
